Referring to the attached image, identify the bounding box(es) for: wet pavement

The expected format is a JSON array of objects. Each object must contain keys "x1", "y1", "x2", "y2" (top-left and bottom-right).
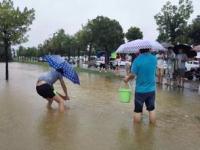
[{"x1": 0, "y1": 62, "x2": 200, "y2": 150}]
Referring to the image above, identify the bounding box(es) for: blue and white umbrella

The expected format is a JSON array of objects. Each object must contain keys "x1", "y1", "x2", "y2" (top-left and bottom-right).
[
  {"x1": 44, "y1": 55, "x2": 80, "y2": 85},
  {"x1": 116, "y1": 39, "x2": 166, "y2": 54}
]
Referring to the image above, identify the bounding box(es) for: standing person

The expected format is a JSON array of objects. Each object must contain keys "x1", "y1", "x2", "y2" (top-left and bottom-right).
[
  {"x1": 176, "y1": 49, "x2": 188, "y2": 87},
  {"x1": 156, "y1": 51, "x2": 165, "y2": 84},
  {"x1": 99, "y1": 54, "x2": 106, "y2": 72},
  {"x1": 124, "y1": 49, "x2": 157, "y2": 124},
  {"x1": 166, "y1": 48, "x2": 176, "y2": 85},
  {"x1": 115, "y1": 54, "x2": 121, "y2": 72},
  {"x1": 36, "y1": 68, "x2": 70, "y2": 112},
  {"x1": 125, "y1": 54, "x2": 132, "y2": 75}
]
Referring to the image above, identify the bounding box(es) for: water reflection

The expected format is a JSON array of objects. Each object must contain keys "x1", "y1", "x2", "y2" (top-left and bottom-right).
[{"x1": 38, "y1": 109, "x2": 72, "y2": 150}]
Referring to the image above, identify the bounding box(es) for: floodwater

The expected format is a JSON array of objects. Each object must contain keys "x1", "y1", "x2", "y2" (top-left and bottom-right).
[{"x1": 0, "y1": 62, "x2": 200, "y2": 150}]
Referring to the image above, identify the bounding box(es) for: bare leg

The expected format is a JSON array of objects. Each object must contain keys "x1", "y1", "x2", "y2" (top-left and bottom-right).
[
  {"x1": 133, "y1": 113, "x2": 142, "y2": 123},
  {"x1": 177, "y1": 76, "x2": 181, "y2": 87},
  {"x1": 149, "y1": 110, "x2": 156, "y2": 124},
  {"x1": 56, "y1": 92, "x2": 70, "y2": 100},
  {"x1": 46, "y1": 98, "x2": 53, "y2": 108},
  {"x1": 52, "y1": 95, "x2": 65, "y2": 112},
  {"x1": 180, "y1": 78, "x2": 185, "y2": 88},
  {"x1": 157, "y1": 69, "x2": 161, "y2": 84}
]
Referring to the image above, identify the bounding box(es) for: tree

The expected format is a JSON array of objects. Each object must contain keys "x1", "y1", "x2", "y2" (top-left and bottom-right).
[
  {"x1": 0, "y1": 0, "x2": 35, "y2": 80},
  {"x1": 188, "y1": 15, "x2": 200, "y2": 45},
  {"x1": 51, "y1": 29, "x2": 72, "y2": 56},
  {"x1": 16, "y1": 46, "x2": 37, "y2": 58},
  {"x1": 74, "y1": 29, "x2": 88, "y2": 56},
  {"x1": 74, "y1": 27, "x2": 93, "y2": 66},
  {"x1": 125, "y1": 27, "x2": 143, "y2": 41},
  {"x1": 86, "y1": 16, "x2": 124, "y2": 63},
  {"x1": 39, "y1": 29, "x2": 73, "y2": 58},
  {"x1": 154, "y1": 0, "x2": 193, "y2": 44},
  {"x1": 37, "y1": 43, "x2": 47, "y2": 57},
  {"x1": 0, "y1": 41, "x2": 11, "y2": 61}
]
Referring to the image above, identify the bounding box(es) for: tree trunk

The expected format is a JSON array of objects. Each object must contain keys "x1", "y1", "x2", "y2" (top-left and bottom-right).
[
  {"x1": 77, "y1": 48, "x2": 80, "y2": 67},
  {"x1": 88, "y1": 44, "x2": 92, "y2": 62},
  {"x1": 4, "y1": 40, "x2": 9, "y2": 81},
  {"x1": 68, "y1": 48, "x2": 71, "y2": 61},
  {"x1": 104, "y1": 47, "x2": 109, "y2": 64}
]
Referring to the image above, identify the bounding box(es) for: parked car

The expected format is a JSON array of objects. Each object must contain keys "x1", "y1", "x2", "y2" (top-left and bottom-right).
[{"x1": 185, "y1": 60, "x2": 200, "y2": 71}]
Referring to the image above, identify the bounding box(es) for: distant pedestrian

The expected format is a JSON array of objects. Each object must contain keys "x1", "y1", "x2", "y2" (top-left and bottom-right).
[
  {"x1": 115, "y1": 54, "x2": 121, "y2": 72},
  {"x1": 166, "y1": 48, "x2": 176, "y2": 85},
  {"x1": 176, "y1": 49, "x2": 188, "y2": 87},
  {"x1": 125, "y1": 54, "x2": 132, "y2": 75},
  {"x1": 156, "y1": 51, "x2": 165, "y2": 84},
  {"x1": 99, "y1": 55, "x2": 106, "y2": 72},
  {"x1": 124, "y1": 49, "x2": 157, "y2": 124}
]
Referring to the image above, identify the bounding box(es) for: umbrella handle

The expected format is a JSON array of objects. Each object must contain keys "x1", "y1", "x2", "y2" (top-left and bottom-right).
[{"x1": 128, "y1": 82, "x2": 132, "y2": 89}]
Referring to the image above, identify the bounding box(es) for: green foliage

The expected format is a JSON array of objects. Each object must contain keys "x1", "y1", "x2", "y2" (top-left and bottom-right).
[
  {"x1": 74, "y1": 25, "x2": 93, "y2": 54},
  {"x1": 188, "y1": 15, "x2": 200, "y2": 45},
  {"x1": 0, "y1": 0, "x2": 35, "y2": 45},
  {"x1": 0, "y1": 0, "x2": 35, "y2": 62},
  {"x1": 74, "y1": 29, "x2": 87, "y2": 55},
  {"x1": 154, "y1": 0, "x2": 193, "y2": 44},
  {"x1": 86, "y1": 16, "x2": 124, "y2": 55},
  {"x1": 125, "y1": 27, "x2": 143, "y2": 42},
  {"x1": 50, "y1": 29, "x2": 72, "y2": 55},
  {"x1": 0, "y1": 42, "x2": 12, "y2": 61},
  {"x1": 38, "y1": 29, "x2": 73, "y2": 56},
  {"x1": 17, "y1": 45, "x2": 38, "y2": 57}
]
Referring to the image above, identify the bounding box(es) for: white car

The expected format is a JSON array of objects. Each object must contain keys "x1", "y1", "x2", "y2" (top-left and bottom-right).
[{"x1": 185, "y1": 60, "x2": 200, "y2": 71}]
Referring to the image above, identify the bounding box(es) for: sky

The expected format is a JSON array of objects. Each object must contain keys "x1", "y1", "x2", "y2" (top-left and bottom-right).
[{"x1": 13, "y1": 0, "x2": 200, "y2": 47}]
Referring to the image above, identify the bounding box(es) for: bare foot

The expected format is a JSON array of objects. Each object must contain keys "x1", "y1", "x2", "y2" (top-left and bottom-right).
[{"x1": 46, "y1": 103, "x2": 53, "y2": 109}]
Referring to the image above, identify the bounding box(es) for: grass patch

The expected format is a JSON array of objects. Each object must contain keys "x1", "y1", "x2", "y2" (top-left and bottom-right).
[
  {"x1": 75, "y1": 67, "x2": 122, "y2": 79},
  {"x1": 15, "y1": 60, "x2": 49, "y2": 67},
  {"x1": 15, "y1": 60, "x2": 122, "y2": 79}
]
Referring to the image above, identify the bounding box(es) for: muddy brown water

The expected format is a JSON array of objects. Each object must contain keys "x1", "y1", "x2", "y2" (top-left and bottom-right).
[{"x1": 0, "y1": 63, "x2": 199, "y2": 150}]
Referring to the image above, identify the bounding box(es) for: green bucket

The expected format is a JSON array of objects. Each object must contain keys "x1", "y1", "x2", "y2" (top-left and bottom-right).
[{"x1": 118, "y1": 87, "x2": 132, "y2": 103}]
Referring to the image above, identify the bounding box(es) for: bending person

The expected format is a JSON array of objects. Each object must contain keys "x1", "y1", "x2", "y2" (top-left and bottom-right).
[{"x1": 36, "y1": 68, "x2": 69, "y2": 112}]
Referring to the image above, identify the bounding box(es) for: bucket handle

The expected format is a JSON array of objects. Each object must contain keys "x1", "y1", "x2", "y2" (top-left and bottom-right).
[{"x1": 120, "y1": 80, "x2": 132, "y2": 89}]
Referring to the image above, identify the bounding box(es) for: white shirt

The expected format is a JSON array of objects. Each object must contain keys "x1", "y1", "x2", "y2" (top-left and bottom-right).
[
  {"x1": 100, "y1": 56, "x2": 105, "y2": 64},
  {"x1": 156, "y1": 54, "x2": 165, "y2": 69}
]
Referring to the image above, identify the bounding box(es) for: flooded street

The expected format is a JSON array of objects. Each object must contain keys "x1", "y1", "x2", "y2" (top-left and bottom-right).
[{"x1": 0, "y1": 62, "x2": 200, "y2": 150}]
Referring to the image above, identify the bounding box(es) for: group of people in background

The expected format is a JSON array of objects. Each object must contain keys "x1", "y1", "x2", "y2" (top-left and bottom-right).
[
  {"x1": 112, "y1": 47, "x2": 198, "y2": 88},
  {"x1": 95, "y1": 47, "x2": 199, "y2": 90},
  {"x1": 155, "y1": 48, "x2": 189, "y2": 88}
]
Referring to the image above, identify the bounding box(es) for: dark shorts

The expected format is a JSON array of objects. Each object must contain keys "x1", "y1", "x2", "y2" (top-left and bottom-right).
[
  {"x1": 134, "y1": 91, "x2": 155, "y2": 113},
  {"x1": 36, "y1": 83, "x2": 55, "y2": 99},
  {"x1": 177, "y1": 68, "x2": 185, "y2": 77},
  {"x1": 100, "y1": 63, "x2": 106, "y2": 68}
]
